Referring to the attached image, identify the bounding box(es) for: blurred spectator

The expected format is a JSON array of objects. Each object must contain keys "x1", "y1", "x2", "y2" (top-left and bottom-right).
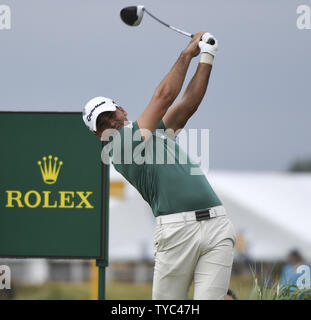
[
  {"x1": 280, "y1": 249, "x2": 306, "y2": 289},
  {"x1": 234, "y1": 230, "x2": 252, "y2": 275}
]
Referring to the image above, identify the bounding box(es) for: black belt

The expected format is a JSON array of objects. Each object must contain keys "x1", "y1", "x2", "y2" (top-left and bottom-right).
[{"x1": 195, "y1": 208, "x2": 214, "y2": 221}]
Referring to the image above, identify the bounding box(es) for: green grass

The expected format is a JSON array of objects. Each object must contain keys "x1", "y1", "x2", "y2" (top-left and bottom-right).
[
  {"x1": 0, "y1": 274, "x2": 309, "y2": 300},
  {"x1": 229, "y1": 274, "x2": 254, "y2": 299},
  {"x1": 0, "y1": 281, "x2": 153, "y2": 300},
  {"x1": 3, "y1": 282, "x2": 91, "y2": 300},
  {"x1": 248, "y1": 266, "x2": 311, "y2": 300},
  {"x1": 106, "y1": 282, "x2": 152, "y2": 300},
  {"x1": 0, "y1": 275, "x2": 252, "y2": 300}
]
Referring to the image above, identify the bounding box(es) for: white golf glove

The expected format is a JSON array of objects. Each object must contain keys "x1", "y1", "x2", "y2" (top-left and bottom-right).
[{"x1": 199, "y1": 32, "x2": 218, "y2": 57}]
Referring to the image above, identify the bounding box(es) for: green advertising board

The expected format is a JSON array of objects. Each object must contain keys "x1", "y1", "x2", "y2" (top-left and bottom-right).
[{"x1": 0, "y1": 112, "x2": 108, "y2": 260}]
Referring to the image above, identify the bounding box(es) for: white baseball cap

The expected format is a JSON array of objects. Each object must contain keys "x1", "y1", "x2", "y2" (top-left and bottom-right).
[{"x1": 82, "y1": 96, "x2": 118, "y2": 132}]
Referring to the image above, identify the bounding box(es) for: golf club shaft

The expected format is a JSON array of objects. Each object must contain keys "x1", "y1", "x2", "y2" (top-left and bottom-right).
[{"x1": 144, "y1": 8, "x2": 193, "y2": 38}]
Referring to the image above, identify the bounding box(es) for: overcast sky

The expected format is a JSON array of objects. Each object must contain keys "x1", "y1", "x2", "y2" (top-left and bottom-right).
[{"x1": 1, "y1": 0, "x2": 310, "y2": 171}]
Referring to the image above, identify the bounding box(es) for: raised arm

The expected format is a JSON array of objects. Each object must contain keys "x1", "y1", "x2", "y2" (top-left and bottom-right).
[
  {"x1": 162, "y1": 32, "x2": 218, "y2": 133},
  {"x1": 137, "y1": 33, "x2": 204, "y2": 139},
  {"x1": 162, "y1": 59, "x2": 212, "y2": 132}
]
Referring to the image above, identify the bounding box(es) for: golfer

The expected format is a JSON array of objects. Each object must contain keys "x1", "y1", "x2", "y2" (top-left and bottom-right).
[{"x1": 83, "y1": 32, "x2": 236, "y2": 300}]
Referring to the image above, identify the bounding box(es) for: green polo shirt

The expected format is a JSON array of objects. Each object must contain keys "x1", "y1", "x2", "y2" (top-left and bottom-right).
[{"x1": 107, "y1": 120, "x2": 222, "y2": 217}]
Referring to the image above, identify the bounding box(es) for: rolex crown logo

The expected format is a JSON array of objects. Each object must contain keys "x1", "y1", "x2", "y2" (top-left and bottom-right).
[{"x1": 38, "y1": 155, "x2": 63, "y2": 184}]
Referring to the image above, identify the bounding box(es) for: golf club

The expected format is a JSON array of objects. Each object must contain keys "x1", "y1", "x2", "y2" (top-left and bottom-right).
[{"x1": 120, "y1": 5, "x2": 194, "y2": 39}]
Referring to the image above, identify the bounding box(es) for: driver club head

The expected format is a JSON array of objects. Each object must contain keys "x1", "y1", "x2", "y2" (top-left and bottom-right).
[{"x1": 120, "y1": 5, "x2": 145, "y2": 27}]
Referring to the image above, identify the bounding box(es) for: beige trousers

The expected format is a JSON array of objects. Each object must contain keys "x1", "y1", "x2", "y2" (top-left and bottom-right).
[{"x1": 152, "y1": 215, "x2": 237, "y2": 300}]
